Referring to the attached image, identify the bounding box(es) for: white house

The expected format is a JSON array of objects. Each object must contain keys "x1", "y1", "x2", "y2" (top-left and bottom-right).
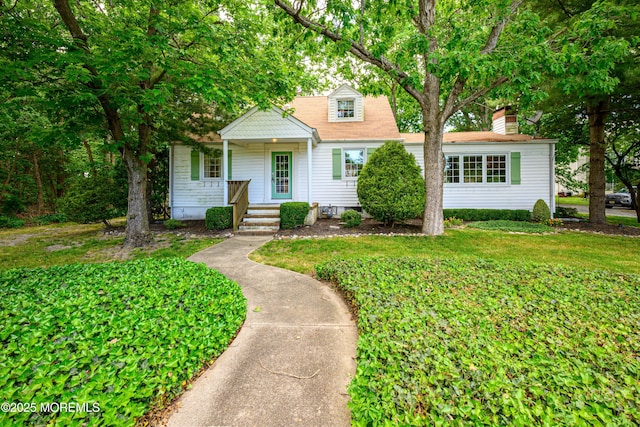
[{"x1": 169, "y1": 85, "x2": 556, "y2": 229}]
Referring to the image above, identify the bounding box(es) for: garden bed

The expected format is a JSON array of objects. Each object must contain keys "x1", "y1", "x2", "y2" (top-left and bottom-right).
[
  {"x1": 0, "y1": 258, "x2": 246, "y2": 426},
  {"x1": 317, "y1": 257, "x2": 640, "y2": 425}
]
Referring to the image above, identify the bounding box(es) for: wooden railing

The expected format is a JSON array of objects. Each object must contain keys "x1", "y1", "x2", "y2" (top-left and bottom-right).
[{"x1": 228, "y1": 180, "x2": 250, "y2": 230}]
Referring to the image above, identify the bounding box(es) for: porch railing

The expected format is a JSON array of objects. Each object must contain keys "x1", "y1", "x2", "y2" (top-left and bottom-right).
[{"x1": 228, "y1": 180, "x2": 250, "y2": 230}]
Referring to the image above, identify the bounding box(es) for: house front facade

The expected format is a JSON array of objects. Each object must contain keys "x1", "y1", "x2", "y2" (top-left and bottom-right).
[{"x1": 169, "y1": 85, "x2": 556, "y2": 221}]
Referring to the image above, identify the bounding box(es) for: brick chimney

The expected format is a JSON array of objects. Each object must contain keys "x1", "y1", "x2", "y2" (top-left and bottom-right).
[{"x1": 492, "y1": 106, "x2": 518, "y2": 135}]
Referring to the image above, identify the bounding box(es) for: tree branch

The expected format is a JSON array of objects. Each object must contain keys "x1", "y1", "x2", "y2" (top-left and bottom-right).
[
  {"x1": 53, "y1": 0, "x2": 89, "y2": 49},
  {"x1": 274, "y1": 0, "x2": 424, "y2": 103},
  {"x1": 481, "y1": 0, "x2": 523, "y2": 54},
  {"x1": 449, "y1": 76, "x2": 509, "y2": 120}
]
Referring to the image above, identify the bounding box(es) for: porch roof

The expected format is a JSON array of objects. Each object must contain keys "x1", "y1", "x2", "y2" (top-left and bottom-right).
[{"x1": 220, "y1": 106, "x2": 320, "y2": 145}]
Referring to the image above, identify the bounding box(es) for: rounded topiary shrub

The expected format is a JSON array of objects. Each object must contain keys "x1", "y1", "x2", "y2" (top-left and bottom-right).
[
  {"x1": 532, "y1": 199, "x2": 551, "y2": 222},
  {"x1": 356, "y1": 141, "x2": 425, "y2": 226},
  {"x1": 341, "y1": 209, "x2": 361, "y2": 228}
]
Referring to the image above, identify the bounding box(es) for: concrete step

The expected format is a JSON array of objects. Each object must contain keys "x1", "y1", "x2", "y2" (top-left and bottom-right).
[
  {"x1": 239, "y1": 221, "x2": 280, "y2": 228},
  {"x1": 243, "y1": 214, "x2": 280, "y2": 220},
  {"x1": 247, "y1": 205, "x2": 280, "y2": 216},
  {"x1": 235, "y1": 229, "x2": 278, "y2": 236}
]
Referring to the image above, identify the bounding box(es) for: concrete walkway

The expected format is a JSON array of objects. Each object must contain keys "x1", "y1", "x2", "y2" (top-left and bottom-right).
[{"x1": 166, "y1": 236, "x2": 358, "y2": 427}]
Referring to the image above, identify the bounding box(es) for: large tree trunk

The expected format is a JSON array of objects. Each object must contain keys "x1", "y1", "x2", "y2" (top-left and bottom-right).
[
  {"x1": 586, "y1": 97, "x2": 609, "y2": 225},
  {"x1": 122, "y1": 145, "x2": 150, "y2": 247},
  {"x1": 421, "y1": 98, "x2": 445, "y2": 236},
  {"x1": 32, "y1": 152, "x2": 45, "y2": 215}
]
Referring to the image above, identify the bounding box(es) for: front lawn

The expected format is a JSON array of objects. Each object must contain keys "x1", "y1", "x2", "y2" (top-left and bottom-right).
[
  {"x1": 317, "y1": 257, "x2": 640, "y2": 425},
  {"x1": 556, "y1": 195, "x2": 589, "y2": 206},
  {"x1": 0, "y1": 258, "x2": 246, "y2": 426},
  {"x1": 251, "y1": 229, "x2": 640, "y2": 275}
]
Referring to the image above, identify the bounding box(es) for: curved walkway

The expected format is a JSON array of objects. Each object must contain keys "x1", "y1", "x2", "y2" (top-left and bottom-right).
[{"x1": 166, "y1": 236, "x2": 358, "y2": 427}]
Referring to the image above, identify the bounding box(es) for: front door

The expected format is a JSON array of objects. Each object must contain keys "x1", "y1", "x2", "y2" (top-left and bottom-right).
[{"x1": 271, "y1": 152, "x2": 292, "y2": 199}]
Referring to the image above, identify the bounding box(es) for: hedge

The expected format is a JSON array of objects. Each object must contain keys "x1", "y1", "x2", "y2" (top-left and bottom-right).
[
  {"x1": 442, "y1": 208, "x2": 530, "y2": 221},
  {"x1": 280, "y1": 202, "x2": 310, "y2": 229},
  {"x1": 341, "y1": 209, "x2": 362, "y2": 228},
  {"x1": 205, "y1": 206, "x2": 233, "y2": 230}
]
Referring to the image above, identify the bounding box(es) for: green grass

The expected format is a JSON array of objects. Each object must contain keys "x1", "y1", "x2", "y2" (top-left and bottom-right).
[
  {"x1": 556, "y1": 195, "x2": 590, "y2": 206},
  {"x1": 575, "y1": 213, "x2": 639, "y2": 227},
  {"x1": 251, "y1": 229, "x2": 640, "y2": 275},
  {"x1": 0, "y1": 222, "x2": 221, "y2": 270},
  {"x1": 0, "y1": 259, "x2": 245, "y2": 426},
  {"x1": 317, "y1": 257, "x2": 640, "y2": 425},
  {"x1": 467, "y1": 220, "x2": 554, "y2": 233}
]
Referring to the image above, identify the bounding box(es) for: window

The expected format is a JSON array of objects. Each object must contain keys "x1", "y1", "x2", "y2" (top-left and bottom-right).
[
  {"x1": 444, "y1": 154, "x2": 509, "y2": 184},
  {"x1": 486, "y1": 155, "x2": 507, "y2": 183},
  {"x1": 445, "y1": 156, "x2": 460, "y2": 183},
  {"x1": 344, "y1": 149, "x2": 364, "y2": 178},
  {"x1": 337, "y1": 99, "x2": 355, "y2": 119},
  {"x1": 463, "y1": 155, "x2": 483, "y2": 183},
  {"x1": 203, "y1": 153, "x2": 221, "y2": 179}
]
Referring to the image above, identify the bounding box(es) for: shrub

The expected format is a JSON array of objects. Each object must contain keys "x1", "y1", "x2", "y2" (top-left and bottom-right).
[
  {"x1": 164, "y1": 219, "x2": 186, "y2": 230},
  {"x1": 341, "y1": 210, "x2": 361, "y2": 228},
  {"x1": 443, "y1": 216, "x2": 463, "y2": 228},
  {"x1": 205, "y1": 206, "x2": 233, "y2": 230},
  {"x1": 1, "y1": 193, "x2": 25, "y2": 216},
  {"x1": 357, "y1": 141, "x2": 425, "y2": 226},
  {"x1": 33, "y1": 213, "x2": 67, "y2": 225},
  {"x1": 442, "y1": 208, "x2": 530, "y2": 221},
  {"x1": 555, "y1": 206, "x2": 578, "y2": 217},
  {"x1": 532, "y1": 199, "x2": 551, "y2": 222},
  {"x1": 467, "y1": 220, "x2": 553, "y2": 233},
  {"x1": 280, "y1": 202, "x2": 310, "y2": 229},
  {"x1": 58, "y1": 171, "x2": 127, "y2": 227},
  {"x1": 544, "y1": 218, "x2": 564, "y2": 227},
  {"x1": 0, "y1": 215, "x2": 25, "y2": 229}
]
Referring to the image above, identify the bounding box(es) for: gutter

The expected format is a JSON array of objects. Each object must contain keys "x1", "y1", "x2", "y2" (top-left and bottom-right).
[{"x1": 549, "y1": 142, "x2": 556, "y2": 218}]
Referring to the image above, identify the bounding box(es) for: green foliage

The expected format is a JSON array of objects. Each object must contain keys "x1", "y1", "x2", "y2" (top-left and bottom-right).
[
  {"x1": 59, "y1": 175, "x2": 126, "y2": 226},
  {"x1": 316, "y1": 257, "x2": 640, "y2": 426},
  {"x1": 163, "y1": 219, "x2": 186, "y2": 230},
  {"x1": 0, "y1": 215, "x2": 25, "y2": 229},
  {"x1": 468, "y1": 220, "x2": 554, "y2": 233},
  {"x1": 205, "y1": 207, "x2": 233, "y2": 230},
  {"x1": 532, "y1": 199, "x2": 551, "y2": 222},
  {"x1": 544, "y1": 218, "x2": 564, "y2": 227},
  {"x1": 0, "y1": 258, "x2": 246, "y2": 426},
  {"x1": 555, "y1": 206, "x2": 579, "y2": 217},
  {"x1": 443, "y1": 217, "x2": 463, "y2": 228},
  {"x1": 443, "y1": 209, "x2": 531, "y2": 222},
  {"x1": 1, "y1": 194, "x2": 26, "y2": 216},
  {"x1": 33, "y1": 213, "x2": 67, "y2": 225},
  {"x1": 340, "y1": 210, "x2": 361, "y2": 228},
  {"x1": 280, "y1": 202, "x2": 310, "y2": 229},
  {"x1": 357, "y1": 141, "x2": 425, "y2": 225}
]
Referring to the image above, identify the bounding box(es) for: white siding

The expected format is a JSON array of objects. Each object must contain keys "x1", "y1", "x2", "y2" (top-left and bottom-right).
[
  {"x1": 328, "y1": 85, "x2": 364, "y2": 122},
  {"x1": 312, "y1": 141, "x2": 554, "y2": 213},
  {"x1": 170, "y1": 142, "x2": 311, "y2": 219},
  {"x1": 222, "y1": 107, "x2": 313, "y2": 140},
  {"x1": 171, "y1": 144, "x2": 224, "y2": 220}
]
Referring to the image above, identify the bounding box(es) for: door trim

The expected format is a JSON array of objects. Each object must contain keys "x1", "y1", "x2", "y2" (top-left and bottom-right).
[{"x1": 271, "y1": 151, "x2": 293, "y2": 199}]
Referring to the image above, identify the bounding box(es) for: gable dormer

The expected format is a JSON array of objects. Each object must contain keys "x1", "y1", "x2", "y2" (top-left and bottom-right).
[{"x1": 328, "y1": 84, "x2": 364, "y2": 122}]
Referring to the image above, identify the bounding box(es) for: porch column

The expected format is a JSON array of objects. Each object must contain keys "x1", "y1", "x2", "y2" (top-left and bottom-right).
[
  {"x1": 307, "y1": 138, "x2": 313, "y2": 204},
  {"x1": 223, "y1": 139, "x2": 229, "y2": 205}
]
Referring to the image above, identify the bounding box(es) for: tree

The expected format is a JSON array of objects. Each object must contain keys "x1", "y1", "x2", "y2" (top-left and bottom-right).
[
  {"x1": 357, "y1": 141, "x2": 425, "y2": 225},
  {"x1": 0, "y1": 1, "x2": 312, "y2": 246},
  {"x1": 275, "y1": 0, "x2": 549, "y2": 235},
  {"x1": 538, "y1": 0, "x2": 640, "y2": 224}
]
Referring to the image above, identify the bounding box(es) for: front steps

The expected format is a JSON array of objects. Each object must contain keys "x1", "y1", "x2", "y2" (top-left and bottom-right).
[{"x1": 237, "y1": 205, "x2": 280, "y2": 234}]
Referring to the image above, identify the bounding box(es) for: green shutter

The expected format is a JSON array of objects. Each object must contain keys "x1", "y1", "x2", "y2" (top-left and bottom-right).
[
  {"x1": 511, "y1": 152, "x2": 521, "y2": 185},
  {"x1": 190, "y1": 150, "x2": 200, "y2": 181},
  {"x1": 227, "y1": 150, "x2": 232, "y2": 180},
  {"x1": 332, "y1": 148, "x2": 342, "y2": 180},
  {"x1": 366, "y1": 147, "x2": 377, "y2": 158}
]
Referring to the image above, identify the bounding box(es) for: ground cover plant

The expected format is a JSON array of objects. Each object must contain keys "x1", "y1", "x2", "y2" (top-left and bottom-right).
[
  {"x1": 316, "y1": 257, "x2": 640, "y2": 426},
  {"x1": 0, "y1": 258, "x2": 246, "y2": 426},
  {"x1": 252, "y1": 230, "x2": 640, "y2": 275},
  {"x1": 467, "y1": 220, "x2": 554, "y2": 233}
]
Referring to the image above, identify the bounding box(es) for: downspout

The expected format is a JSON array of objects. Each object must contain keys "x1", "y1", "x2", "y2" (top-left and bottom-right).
[
  {"x1": 549, "y1": 142, "x2": 556, "y2": 218},
  {"x1": 307, "y1": 137, "x2": 313, "y2": 204},
  {"x1": 223, "y1": 139, "x2": 229, "y2": 206},
  {"x1": 169, "y1": 144, "x2": 174, "y2": 219}
]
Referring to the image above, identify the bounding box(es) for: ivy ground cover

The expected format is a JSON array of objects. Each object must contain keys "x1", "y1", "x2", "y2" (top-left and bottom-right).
[
  {"x1": 317, "y1": 257, "x2": 640, "y2": 426},
  {"x1": 0, "y1": 258, "x2": 246, "y2": 426}
]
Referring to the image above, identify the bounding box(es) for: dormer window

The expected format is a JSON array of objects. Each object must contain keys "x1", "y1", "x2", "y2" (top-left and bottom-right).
[{"x1": 337, "y1": 99, "x2": 355, "y2": 119}]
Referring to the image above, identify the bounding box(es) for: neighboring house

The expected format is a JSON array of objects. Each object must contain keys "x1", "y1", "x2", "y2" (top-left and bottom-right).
[{"x1": 169, "y1": 84, "x2": 556, "y2": 223}]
